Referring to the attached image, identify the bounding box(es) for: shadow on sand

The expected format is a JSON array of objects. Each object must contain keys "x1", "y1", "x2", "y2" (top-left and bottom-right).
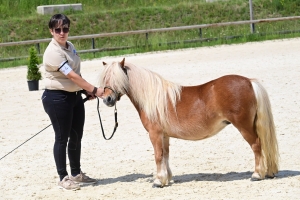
[
  {"x1": 173, "y1": 169, "x2": 300, "y2": 183},
  {"x1": 90, "y1": 170, "x2": 299, "y2": 187}
]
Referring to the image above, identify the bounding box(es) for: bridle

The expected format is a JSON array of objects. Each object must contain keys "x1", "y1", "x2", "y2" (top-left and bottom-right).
[
  {"x1": 96, "y1": 86, "x2": 121, "y2": 140},
  {"x1": 104, "y1": 86, "x2": 121, "y2": 101},
  {"x1": 98, "y1": 67, "x2": 127, "y2": 139}
]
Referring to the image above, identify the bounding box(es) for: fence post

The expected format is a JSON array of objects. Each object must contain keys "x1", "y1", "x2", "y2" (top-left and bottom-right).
[
  {"x1": 145, "y1": 32, "x2": 149, "y2": 48},
  {"x1": 91, "y1": 38, "x2": 95, "y2": 57},
  {"x1": 146, "y1": 32, "x2": 149, "y2": 44},
  {"x1": 35, "y1": 43, "x2": 40, "y2": 54},
  {"x1": 199, "y1": 28, "x2": 202, "y2": 38},
  {"x1": 249, "y1": 0, "x2": 255, "y2": 33}
]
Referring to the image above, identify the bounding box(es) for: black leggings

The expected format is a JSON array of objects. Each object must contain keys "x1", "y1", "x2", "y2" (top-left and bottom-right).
[{"x1": 42, "y1": 89, "x2": 85, "y2": 181}]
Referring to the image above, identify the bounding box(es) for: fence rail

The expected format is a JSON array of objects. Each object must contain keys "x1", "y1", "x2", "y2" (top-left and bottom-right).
[{"x1": 1, "y1": 16, "x2": 300, "y2": 61}]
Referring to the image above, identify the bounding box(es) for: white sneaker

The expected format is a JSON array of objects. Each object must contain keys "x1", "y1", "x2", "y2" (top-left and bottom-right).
[
  {"x1": 58, "y1": 175, "x2": 80, "y2": 191},
  {"x1": 70, "y1": 171, "x2": 97, "y2": 185}
]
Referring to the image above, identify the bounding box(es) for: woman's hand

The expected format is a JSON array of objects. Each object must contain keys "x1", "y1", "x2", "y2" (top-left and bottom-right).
[
  {"x1": 85, "y1": 87, "x2": 104, "y2": 100},
  {"x1": 95, "y1": 87, "x2": 104, "y2": 99},
  {"x1": 86, "y1": 90, "x2": 96, "y2": 100}
]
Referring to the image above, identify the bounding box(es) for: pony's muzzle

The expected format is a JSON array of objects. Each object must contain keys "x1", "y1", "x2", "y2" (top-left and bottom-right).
[{"x1": 103, "y1": 95, "x2": 116, "y2": 107}]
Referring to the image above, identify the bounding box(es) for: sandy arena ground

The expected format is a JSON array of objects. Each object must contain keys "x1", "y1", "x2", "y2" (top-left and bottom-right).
[{"x1": 0, "y1": 39, "x2": 300, "y2": 199}]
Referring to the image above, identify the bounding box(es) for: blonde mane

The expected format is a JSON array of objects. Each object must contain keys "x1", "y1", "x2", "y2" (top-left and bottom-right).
[{"x1": 99, "y1": 61, "x2": 182, "y2": 126}]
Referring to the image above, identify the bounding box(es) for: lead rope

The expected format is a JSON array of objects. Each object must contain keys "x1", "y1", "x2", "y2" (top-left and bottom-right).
[
  {"x1": 96, "y1": 96, "x2": 118, "y2": 140},
  {"x1": 0, "y1": 93, "x2": 118, "y2": 161},
  {"x1": 0, "y1": 124, "x2": 52, "y2": 161}
]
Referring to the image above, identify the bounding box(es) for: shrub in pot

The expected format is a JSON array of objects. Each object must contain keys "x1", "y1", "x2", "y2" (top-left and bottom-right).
[{"x1": 27, "y1": 47, "x2": 42, "y2": 91}]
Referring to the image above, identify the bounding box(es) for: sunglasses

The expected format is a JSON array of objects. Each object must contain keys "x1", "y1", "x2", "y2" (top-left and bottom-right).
[{"x1": 54, "y1": 27, "x2": 69, "y2": 34}]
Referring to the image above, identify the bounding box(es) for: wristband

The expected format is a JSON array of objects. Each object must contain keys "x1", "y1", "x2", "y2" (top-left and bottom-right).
[{"x1": 92, "y1": 87, "x2": 97, "y2": 95}]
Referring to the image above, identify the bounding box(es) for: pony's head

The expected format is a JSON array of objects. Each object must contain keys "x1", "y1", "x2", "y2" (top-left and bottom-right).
[
  {"x1": 99, "y1": 57, "x2": 182, "y2": 126},
  {"x1": 100, "y1": 58, "x2": 129, "y2": 107}
]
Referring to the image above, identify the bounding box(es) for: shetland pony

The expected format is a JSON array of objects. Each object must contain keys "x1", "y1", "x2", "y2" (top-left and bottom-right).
[{"x1": 99, "y1": 58, "x2": 279, "y2": 188}]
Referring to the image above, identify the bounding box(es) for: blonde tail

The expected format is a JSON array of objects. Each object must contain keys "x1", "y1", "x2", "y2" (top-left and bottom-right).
[{"x1": 251, "y1": 79, "x2": 279, "y2": 178}]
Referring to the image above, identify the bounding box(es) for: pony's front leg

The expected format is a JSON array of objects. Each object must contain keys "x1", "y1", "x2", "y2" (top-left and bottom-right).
[
  {"x1": 149, "y1": 132, "x2": 171, "y2": 188},
  {"x1": 164, "y1": 135, "x2": 172, "y2": 184}
]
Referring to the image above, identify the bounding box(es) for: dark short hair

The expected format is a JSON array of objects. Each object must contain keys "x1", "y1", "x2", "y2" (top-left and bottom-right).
[{"x1": 48, "y1": 14, "x2": 70, "y2": 29}]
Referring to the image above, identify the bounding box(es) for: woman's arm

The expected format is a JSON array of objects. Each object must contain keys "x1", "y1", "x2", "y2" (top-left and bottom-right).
[{"x1": 66, "y1": 70, "x2": 103, "y2": 98}]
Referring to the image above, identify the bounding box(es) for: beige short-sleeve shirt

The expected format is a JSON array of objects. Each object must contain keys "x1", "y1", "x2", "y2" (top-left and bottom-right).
[{"x1": 42, "y1": 38, "x2": 81, "y2": 92}]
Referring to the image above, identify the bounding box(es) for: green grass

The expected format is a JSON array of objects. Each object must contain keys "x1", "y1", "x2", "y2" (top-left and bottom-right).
[{"x1": 0, "y1": 0, "x2": 300, "y2": 68}]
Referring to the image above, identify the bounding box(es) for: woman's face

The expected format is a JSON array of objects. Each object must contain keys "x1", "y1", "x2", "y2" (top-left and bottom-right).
[{"x1": 50, "y1": 23, "x2": 69, "y2": 47}]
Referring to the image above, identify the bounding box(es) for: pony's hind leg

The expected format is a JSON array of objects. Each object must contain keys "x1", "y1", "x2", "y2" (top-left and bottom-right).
[
  {"x1": 249, "y1": 137, "x2": 265, "y2": 181},
  {"x1": 231, "y1": 122, "x2": 265, "y2": 181},
  {"x1": 232, "y1": 101, "x2": 279, "y2": 181},
  {"x1": 149, "y1": 132, "x2": 171, "y2": 188}
]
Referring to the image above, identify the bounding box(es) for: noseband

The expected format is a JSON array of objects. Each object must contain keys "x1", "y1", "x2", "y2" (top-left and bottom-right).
[{"x1": 104, "y1": 86, "x2": 121, "y2": 101}]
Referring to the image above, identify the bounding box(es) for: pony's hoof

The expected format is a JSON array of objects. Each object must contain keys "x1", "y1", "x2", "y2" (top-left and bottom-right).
[
  {"x1": 152, "y1": 183, "x2": 163, "y2": 188},
  {"x1": 265, "y1": 174, "x2": 275, "y2": 179},
  {"x1": 251, "y1": 173, "x2": 262, "y2": 181},
  {"x1": 152, "y1": 179, "x2": 163, "y2": 188}
]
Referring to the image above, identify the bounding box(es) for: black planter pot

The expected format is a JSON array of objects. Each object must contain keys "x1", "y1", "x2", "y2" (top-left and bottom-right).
[{"x1": 27, "y1": 80, "x2": 39, "y2": 91}]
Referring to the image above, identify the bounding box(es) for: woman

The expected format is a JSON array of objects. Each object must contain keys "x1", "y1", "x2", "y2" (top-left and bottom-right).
[{"x1": 41, "y1": 13, "x2": 103, "y2": 191}]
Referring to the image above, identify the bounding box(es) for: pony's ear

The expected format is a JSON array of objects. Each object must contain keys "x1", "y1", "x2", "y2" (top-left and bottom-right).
[
  {"x1": 102, "y1": 62, "x2": 107, "y2": 67},
  {"x1": 120, "y1": 58, "x2": 125, "y2": 69}
]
